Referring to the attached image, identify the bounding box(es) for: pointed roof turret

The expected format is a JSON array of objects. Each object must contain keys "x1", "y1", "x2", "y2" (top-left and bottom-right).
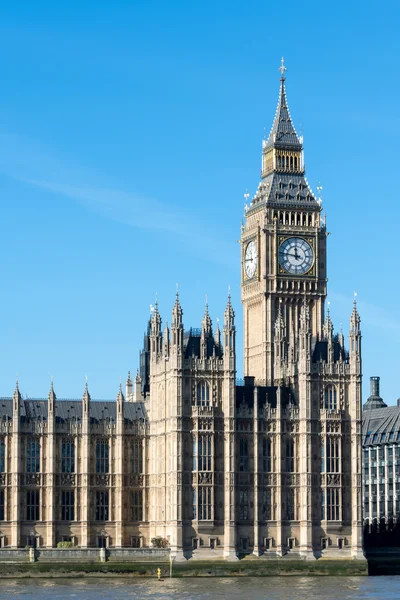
[
  {"x1": 215, "y1": 318, "x2": 221, "y2": 346},
  {"x1": 48, "y1": 379, "x2": 56, "y2": 403},
  {"x1": 151, "y1": 300, "x2": 161, "y2": 333},
  {"x1": 172, "y1": 289, "x2": 183, "y2": 327},
  {"x1": 274, "y1": 302, "x2": 285, "y2": 338},
  {"x1": 116, "y1": 383, "x2": 125, "y2": 403},
  {"x1": 202, "y1": 300, "x2": 212, "y2": 335},
  {"x1": 82, "y1": 381, "x2": 91, "y2": 403},
  {"x1": 248, "y1": 59, "x2": 320, "y2": 211},
  {"x1": 323, "y1": 304, "x2": 334, "y2": 339},
  {"x1": 265, "y1": 58, "x2": 302, "y2": 152},
  {"x1": 350, "y1": 293, "x2": 361, "y2": 336},
  {"x1": 13, "y1": 378, "x2": 21, "y2": 412},
  {"x1": 299, "y1": 296, "x2": 310, "y2": 333},
  {"x1": 224, "y1": 291, "x2": 235, "y2": 329}
]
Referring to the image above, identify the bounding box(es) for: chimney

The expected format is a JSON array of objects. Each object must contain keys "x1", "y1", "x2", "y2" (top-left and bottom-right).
[{"x1": 370, "y1": 376, "x2": 380, "y2": 397}]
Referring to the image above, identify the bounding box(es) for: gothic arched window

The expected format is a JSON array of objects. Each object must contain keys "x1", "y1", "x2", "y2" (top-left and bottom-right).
[
  {"x1": 61, "y1": 438, "x2": 75, "y2": 473},
  {"x1": 263, "y1": 438, "x2": 271, "y2": 472},
  {"x1": 196, "y1": 381, "x2": 210, "y2": 407},
  {"x1": 286, "y1": 438, "x2": 294, "y2": 472},
  {"x1": 26, "y1": 438, "x2": 40, "y2": 473},
  {"x1": 131, "y1": 439, "x2": 143, "y2": 474},
  {"x1": 239, "y1": 438, "x2": 249, "y2": 472},
  {"x1": 325, "y1": 385, "x2": 337, "y2": 410},
  {"x1": 0, "y1": 438, "x2": 5, "y2": 473},
  {"x1": 96, "y1": 438, "x2": 109, "y2": 474}
]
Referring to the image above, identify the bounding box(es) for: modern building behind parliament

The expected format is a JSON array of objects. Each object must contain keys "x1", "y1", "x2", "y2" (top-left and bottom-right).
[{"x1": 0, "y1": 64, "x2": 364, "y2": 560}]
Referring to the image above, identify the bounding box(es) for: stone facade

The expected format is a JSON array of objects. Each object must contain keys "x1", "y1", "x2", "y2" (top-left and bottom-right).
[
  {"x1": 363, "y1": 376, "x2": 400, "y2": 525},
  {"x1": 0, "y1": 64, "x2": 364, "y2": 560}
]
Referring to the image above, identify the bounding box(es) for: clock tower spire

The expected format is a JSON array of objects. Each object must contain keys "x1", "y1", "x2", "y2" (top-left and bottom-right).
[{"x1": 241, "y1": 60, "x2": 327, "y2": 383}]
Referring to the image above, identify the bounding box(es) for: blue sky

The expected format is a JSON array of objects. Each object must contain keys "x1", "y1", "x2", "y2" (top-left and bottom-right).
[{"x1": 1, "y1": 1, "x2": 399, "y2": 404}]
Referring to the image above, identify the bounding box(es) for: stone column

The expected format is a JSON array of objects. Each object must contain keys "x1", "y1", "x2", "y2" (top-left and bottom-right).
[
  {"x1": 253, "y1": 387, "x2": 260, "y2": 555},
  {"x1": 11, "y1": 383, "x2": 21, "y2": 548},
  {"x1": 115, "y1": 386, "x2": 125, "y2": 547},
  {"x1": 275, "y1": 386, "x2": 283, "y2": 556},
  {"x1": 46, "y1": 383, "x2": 56, "y2": 547},
  {"x1": 80, "y1": 384, "x2": 90, "y2": 548},
  {"x1": 299, "y1": 373, "x2": 314, "y2": 558}
]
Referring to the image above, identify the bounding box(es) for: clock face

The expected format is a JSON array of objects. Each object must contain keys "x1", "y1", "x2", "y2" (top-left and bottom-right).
[
  {"x1": 279, "y1": 237, "x2": 314, "y2": 275},
  {"x1": 244, "y1": 240, "x2": 257, "y2": 279}
]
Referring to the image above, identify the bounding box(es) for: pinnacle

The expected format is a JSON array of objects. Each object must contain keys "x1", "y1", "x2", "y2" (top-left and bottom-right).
[
  {"x1": 48, "y1": 380, "x2": 56, "y2": 401},
  {"x1": 202, "y1": 299, "x2": 212, "y2": 333},
  {"x1": 117, "y1": 383, "x2": 124, "y2": 402},
  {"x1": 83, "y1": 381, "x2": 91, "y2": 402},
  {"x1": 265, "y1": 61, "x2": 302, "y2": 151},
  {"x1": 13, "y1": 379, "x2": 21, "y2": 401}
]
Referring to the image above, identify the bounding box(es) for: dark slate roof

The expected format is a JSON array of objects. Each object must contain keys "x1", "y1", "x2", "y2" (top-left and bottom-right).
[
  {"x1": 312, "y1": 338, "x2": 348, "y2": 363},
  {"x1": 363, "y1": 394, "x2": 387, "y2": 410},
  {"x1": 183, "y1": 329, "x2": 222, "y2": 360},
  {"x1": 0, "y1": 398, "x2": 147, "y2": 423},
  {"x1": 247, "y1": 172, "x2": 320, "y2": 214},
  {"x1": 265, "y1": 80, "x2": 302, "y2": 151},
  {"x1": 235, "y1": 384, "x2": 296, "y2": 411},
  {"x1": 362, "y1": 406, "x2": 400, "y2": 445}
]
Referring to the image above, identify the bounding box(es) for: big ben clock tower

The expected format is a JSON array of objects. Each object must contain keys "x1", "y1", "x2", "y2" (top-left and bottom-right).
[{"x1": 241, "y1": 59, "x2": 327, "y2": 383}]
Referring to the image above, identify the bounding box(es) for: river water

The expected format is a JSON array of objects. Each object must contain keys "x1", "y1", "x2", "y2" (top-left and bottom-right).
[{"x1": 0, "y1": 577, "x2": 398, "y2": 600}]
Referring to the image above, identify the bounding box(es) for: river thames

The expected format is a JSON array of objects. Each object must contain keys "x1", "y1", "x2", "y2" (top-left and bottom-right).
[{"x1": 0, "y1": 577, "x2": 398, "y2": 599}]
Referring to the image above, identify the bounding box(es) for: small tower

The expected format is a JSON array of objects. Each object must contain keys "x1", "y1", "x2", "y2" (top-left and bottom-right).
[
  {"x1": 163, "y1": 320, "x2": 170, "y2": 359},
  {"x1": 200, "y1": 302, "x2": 212, "y2": 359},
  {"x1": 274, "y1": 303, "x2": 286, "y2": 382},
  {"x1": 171, "y1": 291, "x2": 183, "y2": 355},
  {"x1": 48, "y1": 380, "x2": 56, "y2": 417},
  {"x1": 126, "y1": 371, "x2": 133, "y2": 400},
  {"x1": 150, "y1": 301, "x2": 162, "y2": 360},
  {"x1": 12, "y1": 379, "x2": 21, "y2": 419},
  {"x1": 82, "y1": 381, "x2": 91, "y2": 417},
  {"x1": 323, "y1": 306, "x2": 334, "y2": 363},
  {"x1": 116, "y1": 382, "x2": 125, "y2": 418},
  {"x1": 349, "y1": 295, "x2": 362, "y2": 368},
  {"x1": 134, "y1": 370, "x2": 142, "y2": 402},
  {"x1": 223, "y1": 293, "x2": 235, "y2": 366},
  {"x1": 298, "y1": 297, "x2": 312, "y2": 373}
]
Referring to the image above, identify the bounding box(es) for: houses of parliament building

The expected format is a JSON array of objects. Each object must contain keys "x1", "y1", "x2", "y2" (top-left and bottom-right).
[{"x1": 0, "y1": 63, "x2": 364, "y2": 560}]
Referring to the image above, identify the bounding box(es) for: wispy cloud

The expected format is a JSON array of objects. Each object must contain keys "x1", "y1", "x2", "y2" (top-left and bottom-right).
[
  {"x1": 329, "y1": 291, "x2": 400, "y2": 335},
  {"x1": 0, "y1": 133, "x2": 237, "y2": 266}
]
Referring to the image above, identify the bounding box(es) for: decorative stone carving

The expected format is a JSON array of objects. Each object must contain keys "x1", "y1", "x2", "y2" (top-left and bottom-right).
[
  {"x1": 96, "y1": 474, "x2": 110, "y2": 486},
  {"x1": 26, "y1": 473, "x2": 40, "y2": 486},
  {"x1": 61, "y1": 474, "x2": 75, "y2": 486}
]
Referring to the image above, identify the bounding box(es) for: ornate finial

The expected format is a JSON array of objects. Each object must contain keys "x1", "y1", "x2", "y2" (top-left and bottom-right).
[
  {"x1": 317, "y1": 184, "x2": 323, "y2": 206},
  {"x1": 279, "y1": 57, "x2": 287, "y2": 80},
  {"x1": 176, "y1": 282, "x2": 179, "y2": 296}
]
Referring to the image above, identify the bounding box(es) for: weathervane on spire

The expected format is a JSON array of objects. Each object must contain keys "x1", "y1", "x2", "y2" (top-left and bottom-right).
[{"x1": 279, "y1": 57, "x2": 287, "y2": 80}]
